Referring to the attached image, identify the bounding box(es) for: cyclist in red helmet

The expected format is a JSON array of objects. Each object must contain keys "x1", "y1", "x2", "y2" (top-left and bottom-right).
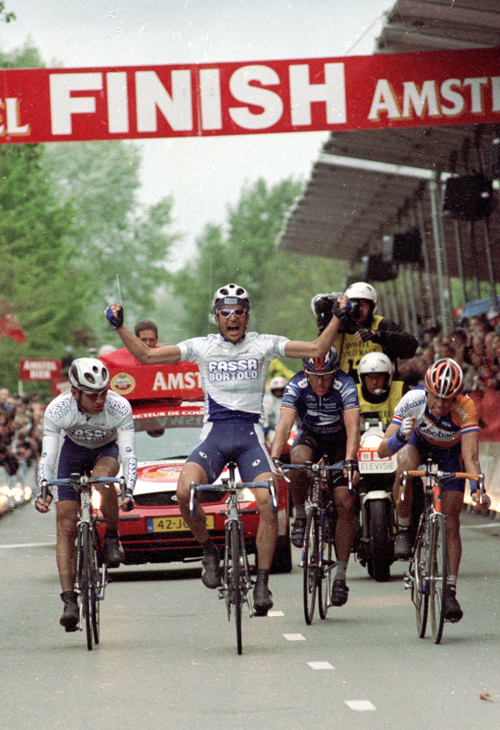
[
  {"x1": 271, "y1": 346, "x2": 361, "y2": 608},
  {"x1": 378, "y1": 358, "x2": 491, "y2": 623}
]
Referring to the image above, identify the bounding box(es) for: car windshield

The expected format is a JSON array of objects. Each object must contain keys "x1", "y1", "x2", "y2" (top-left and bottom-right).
[{"x1": 134, "y1": 427, "x2": 201, "y2": 461}]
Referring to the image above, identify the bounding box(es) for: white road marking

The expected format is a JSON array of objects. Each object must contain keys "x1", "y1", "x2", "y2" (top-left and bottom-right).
[
  {"x1": 345, "y1": 700, "x2": 376, "y2": 711},
  {"x1": 308, "y1": 661, "x2": 334, "y2": 670},
  {"x1": 268, "y1": 610, "x2": 285, "y2": 616},
  {"x1": 283, "y1": 633, "x2": 306, "y2": 641}
]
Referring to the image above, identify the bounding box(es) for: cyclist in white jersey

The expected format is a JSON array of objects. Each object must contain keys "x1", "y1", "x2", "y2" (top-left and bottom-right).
[
  {"x1": 35, "y1": 358, "x2": 137, "y2": 631},
  {"x1": 106, "y1": 283, "x2": 350, "y2": 616}
]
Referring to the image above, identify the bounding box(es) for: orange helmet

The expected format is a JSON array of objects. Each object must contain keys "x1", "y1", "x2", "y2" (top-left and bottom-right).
[{"x1": 424, "y1": 358, "x2": 464, "y2": 399}]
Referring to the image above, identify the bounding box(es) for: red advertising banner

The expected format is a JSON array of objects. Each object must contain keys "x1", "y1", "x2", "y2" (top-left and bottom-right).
[
  {"x1": 100, "y1": 348, "x2": 203, "y2": 401},
  {"x1": 19, "y1": 358, "x2": 62, "y2": 381},
  {"x1": 1, "y1": 48, "x2": 498, "y2": 144}
]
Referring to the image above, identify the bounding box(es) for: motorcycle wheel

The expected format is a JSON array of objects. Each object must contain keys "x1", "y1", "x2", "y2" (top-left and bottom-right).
[{"x1": 369, "y1": 499, "x2": 393, "y2": 583}]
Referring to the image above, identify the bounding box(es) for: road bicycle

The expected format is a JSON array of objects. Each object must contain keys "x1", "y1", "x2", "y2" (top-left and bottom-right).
[
  {"x1": 278, "y1": 460, "x2": 350, "y2": 625},
  {"x1": 189, "y1": 462, "x2": 277, "y2": 655},
  {"x1": 402, "y1": 459, "x2": 484, "y2": 644},
  {"x1": 41, "y1": 473, "x2": 126, "y2": 650}
]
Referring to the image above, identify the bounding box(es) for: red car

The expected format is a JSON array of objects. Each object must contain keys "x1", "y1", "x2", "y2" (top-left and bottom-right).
[{"x1": 97, "y1": 350, "x2": 292, "y2": 573}]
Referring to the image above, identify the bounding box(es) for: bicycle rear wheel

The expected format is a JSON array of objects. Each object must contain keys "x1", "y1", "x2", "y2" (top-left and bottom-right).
[
  {"x1": 78, "y1": 523, "x2": 93, "y2": 651},
  {"x1": 90, "y1": 526, "x2": 101, "y2": 645},
  {"x1": 229, "y1": 520, "x2": 242, "y2": 655},
  {"x1": 303, "y1": 509, "x2": 320, "y2": 625},
  {"x1": 318, "y1": 515, "x2": 334, "y2": 620},
  {"x1": 412, "y1": 524, "x2": 429, "y2": 639},
  {"x1": 429, "y1": 513, "x2": 447, "y2": 644}
]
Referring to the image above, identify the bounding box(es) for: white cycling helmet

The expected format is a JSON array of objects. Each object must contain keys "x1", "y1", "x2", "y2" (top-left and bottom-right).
[
  {"x1": 69, "y1": 358, "x2": 110, "y2": 393},
  {"x1": 212, "y1": 283, "x2": 250, "y2": 312},
  {"x1": 269, "y1": 376, "x2": 287, "y2": 392},
  {"x1": 344, "y1": 282, "x2": 378, "y2": 310},
  {"x1": 358, "y1": 352, "x2": 393, "y2": 394}
]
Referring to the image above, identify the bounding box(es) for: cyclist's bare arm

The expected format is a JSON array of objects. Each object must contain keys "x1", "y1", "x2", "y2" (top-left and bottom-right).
[
  {"x1": 270, "y1": 406, "x2": 297, "y2": 460},
  {"x1": 460, "y1": 431, "x2": 490, "y2": 511},
  {"x1": 108, "y1": 304, "x2": 182, "y2": 365},
  {"x1": 284, "y1": 295, "x2": 349, "y2": 359},
  {"x1": 344, "y1": 407, "x2": 361, "y2": 462}
]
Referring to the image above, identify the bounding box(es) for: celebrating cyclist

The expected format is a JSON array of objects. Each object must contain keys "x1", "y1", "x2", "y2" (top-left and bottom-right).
[
  {"x1": 35, "y1": 358, "x2": 137, "y2": 632},
  {"x1": 270, "y1": 347, "x2": 361, "y2": 608},
  {"x1": 377, "y1": 358, "x2": 491, "y2": 622},
  {"x1": 312, "y1": 282, "x2": 418, "y2": 381},
  {"x1": 357, "y1": 352, "x2": 409, "y2": 426},
  {"x1": 105, "y1": 283, "x2": 348, "y2": 616}
]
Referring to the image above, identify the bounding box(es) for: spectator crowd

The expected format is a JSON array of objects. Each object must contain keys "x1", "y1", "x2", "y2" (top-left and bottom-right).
[{"x1": 0, "y1": 387, "x2": 43, "y2": 484}]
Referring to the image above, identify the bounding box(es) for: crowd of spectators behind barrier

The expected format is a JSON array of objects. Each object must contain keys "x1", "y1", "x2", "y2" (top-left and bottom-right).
[
  {"x1": 396, "y1": 308, "x2": 500, "y2": 394},
  {"x1": 0, "y1": 387, "x2": 43, "y2": 485}
]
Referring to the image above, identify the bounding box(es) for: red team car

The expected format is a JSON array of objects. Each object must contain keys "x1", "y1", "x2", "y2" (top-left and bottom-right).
[{"x1": 98, "y1": 349, "x2": 292, "y2": 574}]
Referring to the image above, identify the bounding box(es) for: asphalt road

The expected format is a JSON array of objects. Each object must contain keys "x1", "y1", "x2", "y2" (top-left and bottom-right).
[{"x1": 1, "y1": 500, "x2": 500, "y2": 730}]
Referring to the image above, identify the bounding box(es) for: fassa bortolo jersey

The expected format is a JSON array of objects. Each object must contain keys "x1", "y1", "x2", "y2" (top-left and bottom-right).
[
  {"x1": 391, "y1": 385, "x2": 479, "y2": 450},
  {"x1": 177, "y1": 332, "x2": 288, "y2": 423},
  {"x1": 38, "y1": 389, "x2": 136, "y2": 489}
]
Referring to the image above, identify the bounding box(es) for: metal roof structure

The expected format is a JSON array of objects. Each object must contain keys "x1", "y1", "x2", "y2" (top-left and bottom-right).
[{"x1": 277, "y1": 0, "x2": 500, "y2": 328}]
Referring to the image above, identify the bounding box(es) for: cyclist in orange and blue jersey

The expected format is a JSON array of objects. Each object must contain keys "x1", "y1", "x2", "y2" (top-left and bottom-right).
[{"x1": 378, "y1": 358, "x2": 491, "y2": 622}]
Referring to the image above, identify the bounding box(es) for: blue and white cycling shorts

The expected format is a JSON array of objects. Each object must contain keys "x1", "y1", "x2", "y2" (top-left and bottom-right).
[
  {"x1": 187, "y1": 419, "x2": 274, "y2": 483},
  {"x1": 409, "y1": 431, "x2": 465, "y2": 492},
  {"x1": 54, "y1": 436, "x2": 119, "y2": 502}
]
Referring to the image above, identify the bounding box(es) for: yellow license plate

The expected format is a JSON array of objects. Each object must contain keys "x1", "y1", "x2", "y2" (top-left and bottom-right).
[{"x1": 148, "y1": 515, "x2": 215, "y2": 532}]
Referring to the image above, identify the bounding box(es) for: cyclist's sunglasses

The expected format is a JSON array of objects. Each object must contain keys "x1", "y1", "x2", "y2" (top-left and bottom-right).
[
  {"x1": 216, "y1": 307, "x2": 248, "y2": 319},
  {"x1": 305, "y1": 370, "x2": 336, "y2": 379}
]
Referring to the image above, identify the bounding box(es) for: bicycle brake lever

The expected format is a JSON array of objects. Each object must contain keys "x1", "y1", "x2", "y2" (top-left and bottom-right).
[{"x1": 189, "y1": 481, "x2": 198, "y2": 518}]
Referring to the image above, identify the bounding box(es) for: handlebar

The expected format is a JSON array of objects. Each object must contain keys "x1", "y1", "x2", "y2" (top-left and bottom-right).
[
  {"x1": 276, "y1": 460, "x2": 354, "y2": 494},
  {"x1": 400, "y1": 468, "x2": 484, "y2": 504},
  {"x1": 41, "y1": 474, "x2": 127, "y2": 502},
  {"x1": 189, "y1": 478, "x2": 278, "y2": 518}
]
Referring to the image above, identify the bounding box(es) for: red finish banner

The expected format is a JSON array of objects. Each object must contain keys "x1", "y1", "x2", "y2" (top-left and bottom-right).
[{"x1": 1, "y1": 48, "x2": 499, "y2": 144}]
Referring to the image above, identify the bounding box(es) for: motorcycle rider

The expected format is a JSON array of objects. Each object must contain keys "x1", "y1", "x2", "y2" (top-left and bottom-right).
[
  {"x1": 357, "y1": 352, "x2": 409, "y2": 426},
  {"x1": 270, "y1": 347, "x2": 360, "y2": 607},
  {"x1": 312, "y1": 282, "x2": 418, "y2": 381}
]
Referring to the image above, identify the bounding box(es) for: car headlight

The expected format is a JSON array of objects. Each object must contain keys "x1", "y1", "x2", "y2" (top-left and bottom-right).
[
  {"x1": 237, "y1": 488, "x2": 255, "y2": 503},
  {"x1": 92, "y1": 490, "x2": 101, "y2": 509}
]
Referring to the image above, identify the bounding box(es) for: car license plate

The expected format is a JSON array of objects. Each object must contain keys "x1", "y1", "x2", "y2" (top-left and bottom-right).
[{"x1": 147, "y1": 515, "x2": 215, "y2": 532}]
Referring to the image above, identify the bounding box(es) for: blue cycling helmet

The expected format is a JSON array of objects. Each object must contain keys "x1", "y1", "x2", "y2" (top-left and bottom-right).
[{"x1": 302, "y1": 347, "x2": 339, "y2": 374}]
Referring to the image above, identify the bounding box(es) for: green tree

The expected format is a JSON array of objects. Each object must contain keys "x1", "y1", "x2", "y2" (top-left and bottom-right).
[{"x1": 172, "y1": 177, "x2": 347, "y2": 354}]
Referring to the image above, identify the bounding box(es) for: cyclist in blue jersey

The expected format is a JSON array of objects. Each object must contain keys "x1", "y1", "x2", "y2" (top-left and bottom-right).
[
  {"x1": 106, "y1": 284, "x2": 350, "y2": 616},
  {"x1": 270, "y1": 347, "x2": 361, "y2": 607}
]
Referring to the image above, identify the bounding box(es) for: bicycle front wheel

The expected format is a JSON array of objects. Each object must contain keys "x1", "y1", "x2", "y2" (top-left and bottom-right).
[
  {"x1": 229, "y1": 520, "x2": 242, "y2": 655},
  {"x1": 303, "y1": 509, "x2": 320, "y2": 625},
  {"x1": 78, "y1": 523, "x2": 93, "y2": 651},
  {"x1": 429, "y1": 513, "x2": 447, "y2": 644},
  {"x1": 412, "y1": 523, "x2": 429, "y2": 639},
  {"x1": 318, "y1": 515, "x2": 335, "y2": 620},
  {"x1": 90, "y1": 526, "x2": 101, "y2": 645}
]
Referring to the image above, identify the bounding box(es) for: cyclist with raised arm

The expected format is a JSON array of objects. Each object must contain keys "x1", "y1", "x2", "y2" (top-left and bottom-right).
[
  {"x1": 270, "y1": 347, "x2": 361, "y2": 607},
  {"x1": 312, "y1": 282, "x2": 418, "y2": 381},
  {"x1": 105, "y1": 283, "x2": 349, "y2": 616},
  {"x1": 377, "y1": 358, "x2": 491, "y2": 622},
  {"x1": 35, "y1": 358, "x2": 137, "y2": 631}
]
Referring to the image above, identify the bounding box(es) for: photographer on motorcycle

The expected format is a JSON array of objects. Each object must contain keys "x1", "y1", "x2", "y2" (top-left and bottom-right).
[
  {"x1": 270, "y1": 347, "x2": 360, "y2": 608},
  {"x1": 312, "y1": 282, "x2": 418, "y2": 381}
]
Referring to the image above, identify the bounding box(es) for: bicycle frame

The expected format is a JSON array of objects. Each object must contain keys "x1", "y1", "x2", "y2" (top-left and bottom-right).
[
  {"x1": 189, "y1": 463, "x2": 277, "y2": 655},
  {"x1": 402, "y1": 458, "x2": 484, "y2": 644}
]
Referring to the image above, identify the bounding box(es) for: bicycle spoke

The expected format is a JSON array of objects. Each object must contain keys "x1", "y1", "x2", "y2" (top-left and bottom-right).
[{"x1": 430, "y1": 513, "x2": 447, "y2": 644}]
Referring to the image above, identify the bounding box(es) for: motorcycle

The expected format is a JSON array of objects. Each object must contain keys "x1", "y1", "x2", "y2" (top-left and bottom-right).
[{"x1": 355, "y1": 412, "x2": 397, "y2": 582}]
